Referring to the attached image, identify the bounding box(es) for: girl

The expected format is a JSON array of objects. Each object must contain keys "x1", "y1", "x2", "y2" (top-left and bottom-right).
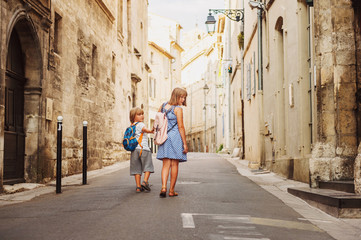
[
  {"x1": 157, "y1": 88, "x2": 188, "y2": 197},
  {"x1": 129, "y1": 107, "x2": 154, "y2": 193}
]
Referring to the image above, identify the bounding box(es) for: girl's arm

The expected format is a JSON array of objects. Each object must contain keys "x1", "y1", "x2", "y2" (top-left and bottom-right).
[{"x1": 174, "y1": 107, "x2": 188, "y2": 154}]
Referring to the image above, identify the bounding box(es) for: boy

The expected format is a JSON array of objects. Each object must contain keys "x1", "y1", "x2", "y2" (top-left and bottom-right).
[{"x1": 129, "y1": 107, "x2": 154, "y2": 192}]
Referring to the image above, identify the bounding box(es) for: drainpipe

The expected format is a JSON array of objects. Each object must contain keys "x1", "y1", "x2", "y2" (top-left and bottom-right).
[{"x1": 257, "y1": 8, "x2": 263, "y2": 91}]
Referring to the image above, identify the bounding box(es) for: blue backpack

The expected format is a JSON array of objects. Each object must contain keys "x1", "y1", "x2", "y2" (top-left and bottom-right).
[{"x1": 123, "y1": 122, "x2": 143, "y2": 151}]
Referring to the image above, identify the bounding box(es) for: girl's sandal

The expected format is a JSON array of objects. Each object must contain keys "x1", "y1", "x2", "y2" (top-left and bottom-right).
[
  {"x1": 169, "y1": 191, "x2": 178, "y2": 197},
  {"x1": 159, "y1": 187, "x2": 167, "y2": 198}
]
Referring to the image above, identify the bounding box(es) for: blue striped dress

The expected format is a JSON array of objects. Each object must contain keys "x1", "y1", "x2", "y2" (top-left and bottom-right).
[{"x1": 157, "y1": 103, "x2": 187, "y2": 162}]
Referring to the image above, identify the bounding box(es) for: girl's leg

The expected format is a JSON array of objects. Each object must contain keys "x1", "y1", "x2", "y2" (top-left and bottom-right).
[
  {"x1": 169, "y1": 160, "x2": 179, "y2": 193},
  {"x1": 161, "y1": 159, "x2": 171, "y2": 189}
]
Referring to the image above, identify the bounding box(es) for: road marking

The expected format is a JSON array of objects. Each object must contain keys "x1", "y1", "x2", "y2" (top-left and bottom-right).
[
  {"x1": 181, "y1": 213, "x2": 195, "y2": 228},
  {"x1": 298, "y1": 218, "x2": 332, "y2": 223},
  {"x1": 217, "y1": 225, "x2": 256, "y2": 230},
  {"x1": 250, "y1": 217, "x2": 322, "y2": 232},
  {"x1": 223, "y1": 238, "x2": 270, "y2": 240},
  {"x1": 181, "y1": 213, "x2": 322, "y2": 232}
]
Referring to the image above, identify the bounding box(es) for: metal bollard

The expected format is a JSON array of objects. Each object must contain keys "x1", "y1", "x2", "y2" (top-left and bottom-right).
[
  {"x1": 83, "y1": 121, "x2": 88, "y2": 185},
  {"x1": 56, "y1": 116, "x2": 63, "y2": 194}
]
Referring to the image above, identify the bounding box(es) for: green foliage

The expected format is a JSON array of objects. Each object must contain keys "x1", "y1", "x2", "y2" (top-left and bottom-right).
[
  {"x1": 217, "y1": 144, "x2": 224, "y2": 153},
  {"x1": 238, "y1": 32, "x2": 244, "y2": 50}
]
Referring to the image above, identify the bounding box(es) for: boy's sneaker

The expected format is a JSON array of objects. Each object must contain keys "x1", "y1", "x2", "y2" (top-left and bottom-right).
[{"x1": 141, "y1": 181, "x2": 151, "y2": 191}]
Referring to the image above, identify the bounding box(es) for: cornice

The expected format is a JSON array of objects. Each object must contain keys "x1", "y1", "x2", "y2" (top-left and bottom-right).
[
  {"x1": 24, "y1": 0, "x2": 50, "y2": 18},
  {"x1": 171, "y1": 41, "x2": 184, "y2": 52},
  {"x1": 94, "y1": 0, "x2": 115, "y2": 23},
  {"x1": 149, "y1": 41, "x2": 175, "y2": 59}
]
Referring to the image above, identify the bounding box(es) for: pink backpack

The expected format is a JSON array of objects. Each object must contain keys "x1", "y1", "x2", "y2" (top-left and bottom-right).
[
  {"x1": 154, "y1": 104, "x2": 175, "y2": 145},
  {"x1": 154, "y1": 111, "x2": 168, "y2": 145}
]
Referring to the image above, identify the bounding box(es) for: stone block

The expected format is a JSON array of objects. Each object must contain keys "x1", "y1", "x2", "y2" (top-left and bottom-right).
[
  {"x1": 334, "y1": 65, "x2": 356, "y2": 84},
  {"x1": 338, "y1": 110, "x2": 356, "y2": 135},
  {"x1": 321, "y1": 111, "x2": 336, "y2": 137},
  {"x1": 336, "y1": 50, "x2": 356, "y2": 65},
  {"x1": 330, "y1": 156, "x2": 354, "y2": 180},
  {"x1": 355, "y1": 149, "x2": 361, "y2": 194},
  {"x1": 309, "y1": 157, "x2": 332, "y2": 187},
  {"x1": 337, "y1": 135, "x2": 357, "y2": 155}
]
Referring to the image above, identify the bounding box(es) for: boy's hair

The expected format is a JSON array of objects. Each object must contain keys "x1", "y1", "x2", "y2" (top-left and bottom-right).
[
  {"x1": 129, "y1": 107, "x2": 144, "y2": 123},
  {"x1": 168, "y1": 87, "x2": 188, "y2": 106}
]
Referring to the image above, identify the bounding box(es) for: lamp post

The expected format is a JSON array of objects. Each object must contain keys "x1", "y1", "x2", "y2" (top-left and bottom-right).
[
  {"x1": 205, "y1": 4, "x2": 244, "y2": 152},
  {"x1": 205, "y1": 9, "x2": 244, "y2": 35},
  {"x1": 203, "y1": 83, "x2": 209, "y2": 152}
]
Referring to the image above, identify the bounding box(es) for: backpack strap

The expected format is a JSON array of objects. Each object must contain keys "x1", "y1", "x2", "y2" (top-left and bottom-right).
[
  {"x1": 133, "y1": 122, "x2": 144, "y2": 156},
  {"x1": 138, "y1": 132, "x2": 144, "y2": 156}
]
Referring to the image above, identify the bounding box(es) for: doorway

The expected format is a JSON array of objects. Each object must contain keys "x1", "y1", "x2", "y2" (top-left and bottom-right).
[{"x1": 4, "y1": 30, "x2": 26, "y2": 183}]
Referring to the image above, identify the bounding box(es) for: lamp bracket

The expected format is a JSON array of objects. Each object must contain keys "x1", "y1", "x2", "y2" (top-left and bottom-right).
[{"x1": 209, "y1": 9, "x2": 244, "y2": 22}]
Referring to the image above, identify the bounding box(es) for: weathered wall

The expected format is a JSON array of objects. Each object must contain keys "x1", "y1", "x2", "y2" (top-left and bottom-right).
[
  {"x1": 0, "y1": 0, "x2": 149, "y2": 188},
  {"x1": 310, "y1": 0, "x2": 357, "y2": 187}
]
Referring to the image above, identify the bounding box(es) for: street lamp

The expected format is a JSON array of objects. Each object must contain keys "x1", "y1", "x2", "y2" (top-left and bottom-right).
[
  {"x1": 205, "y1": 9, "x2": 244, "y2": 35},
  {"x1": 205, "y1": 13, "x2": 216, "y2": 35}
]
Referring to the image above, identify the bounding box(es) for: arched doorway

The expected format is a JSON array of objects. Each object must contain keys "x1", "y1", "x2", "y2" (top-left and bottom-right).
[
  {"x1": 3, "y1": 14, "x2": 43, "y2": 184},
  {"x1": 4, "y1": 29, "x2": 26, "y2": 183}
]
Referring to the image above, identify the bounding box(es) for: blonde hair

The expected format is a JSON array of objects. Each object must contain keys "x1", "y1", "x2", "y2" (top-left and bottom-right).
[
  {"x1": 129, "y1": 107, "x2": 144, "y2": 123},
  {"x1": 168, "y1": 87, "x2": 188, "y2": 106}
]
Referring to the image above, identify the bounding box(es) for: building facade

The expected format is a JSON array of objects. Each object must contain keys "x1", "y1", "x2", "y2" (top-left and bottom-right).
[
  {"x1": 240, "y1": 0, "x2": 315, "y2": 182},
  {"x1": 182, "y1": 24, "x2": 223, "y2": 153},
  {"x1": 236, "y1": 0, "x2": 361, "y2": 193},
  {"x1": 147, "y1": 13, "x2": 183, "y2": 152},
  {"x1": 0, "y1": 0, "x2": 149, "y2": 189}
]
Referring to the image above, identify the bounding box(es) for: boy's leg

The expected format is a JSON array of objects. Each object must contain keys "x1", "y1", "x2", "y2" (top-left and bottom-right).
[
  {"x1": 135, "y1": 174, "x2": 142, "y2": 187},
  {"x1": 144, "y1": 171, "x2": 150, "y2": 182},
  {"x1": 141, "y1": 150, "x2": 154, "y2": 184}
]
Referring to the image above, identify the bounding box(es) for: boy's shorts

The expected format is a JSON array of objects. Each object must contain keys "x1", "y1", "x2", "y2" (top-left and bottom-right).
[{"x1": 130, "y1": 149, "x2": 154, "y2": 175}]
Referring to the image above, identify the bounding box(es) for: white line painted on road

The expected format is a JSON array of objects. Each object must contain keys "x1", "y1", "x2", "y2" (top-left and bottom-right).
[
  {"x1": 223, "y1": 237, "x2": 270, "y2": 240},
  {"x1": 298, "y1": 218, "x2": 332, "y2": 223},
  {"x1": 217, "y1": 225, "x2": 256, "y2": 230},
  {"x1": 181, "y1": 213, "x2": 195, "y2": 228}
]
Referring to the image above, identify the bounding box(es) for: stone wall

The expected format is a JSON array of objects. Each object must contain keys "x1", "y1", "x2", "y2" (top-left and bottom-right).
[
  {"x1": 0, "y1": 0, "x2": 149, "y2": 187},
  {"x1": 310, "y1": 0, "x2": 357, "y2": 187}
]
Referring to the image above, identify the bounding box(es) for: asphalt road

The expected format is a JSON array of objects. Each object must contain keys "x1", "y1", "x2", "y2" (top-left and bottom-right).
[{"x1": 0, "y1": 153, "x2": 333, "y2": 240}]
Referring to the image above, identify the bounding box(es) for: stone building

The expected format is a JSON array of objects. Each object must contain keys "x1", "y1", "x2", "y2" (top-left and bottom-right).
[
  {"x1": 311, "y1": 0, "x2": 361, "y2": 193},
  {"x1": 147, "y1": 13, "x2": 183, "y2": 152},
  {"x1": 0, "y1": 0, "x2": 149, "y2": 189},
  {"x1": 236, "y1": 0, "x2": 361, "y2": 193},
  {"x1": 239, "y1": 0, "x2": 315, "y2": 182},
  {"x1": 182, "y1": 24, "x2": 223, "y2": 153}
]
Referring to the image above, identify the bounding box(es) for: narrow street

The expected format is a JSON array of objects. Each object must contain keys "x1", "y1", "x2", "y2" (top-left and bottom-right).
[{"x1": 0, "y1": 153, "x2": 333, "y2": 240}]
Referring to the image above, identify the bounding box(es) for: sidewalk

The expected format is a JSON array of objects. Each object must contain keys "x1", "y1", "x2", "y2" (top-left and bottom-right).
[
  {"x1": 223, "y1": 154, "x2": 361, "y2": 240},
  {"x1": 0, "y1": 161, "x2": 130, "y2": 207}
]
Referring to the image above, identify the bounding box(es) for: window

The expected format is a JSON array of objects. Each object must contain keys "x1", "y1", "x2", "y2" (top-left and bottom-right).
[
  {"x1": 92, "y1": 44, "x2": 97, "y2": 77},
  {"x1": 127, "y1": 0, "x2": 131, "y2": 47},
  {"x1": 247, "y1": 63, "x2": 251, "y2": 101},
  {"x1": 117, "y1": 0, "x2": 123, "y2": 34},
  {"x1": 54, "y1": 12, "x2": 62, "y2": 54},
  {"x1": 111, "y1": 52, "x2": 116, "y2": 83}
]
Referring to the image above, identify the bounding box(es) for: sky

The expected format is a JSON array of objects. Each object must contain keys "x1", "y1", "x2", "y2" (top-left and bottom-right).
[{"x1": 148, "y1": 0, "x2": 225, "y2": 33}]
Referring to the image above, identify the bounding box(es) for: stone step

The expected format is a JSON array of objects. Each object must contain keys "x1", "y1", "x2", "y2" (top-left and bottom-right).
[
  {"x1": 318, "y1": 180, "x2": 355, "y2": 193},
  {"x1": 288, "y1": 187, "x2": 361, "y2": 218}
]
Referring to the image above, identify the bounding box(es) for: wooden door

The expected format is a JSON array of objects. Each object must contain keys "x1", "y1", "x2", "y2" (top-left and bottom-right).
[{"x1": 4, "y1": 30, "x2": 25, "y2": 182}]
